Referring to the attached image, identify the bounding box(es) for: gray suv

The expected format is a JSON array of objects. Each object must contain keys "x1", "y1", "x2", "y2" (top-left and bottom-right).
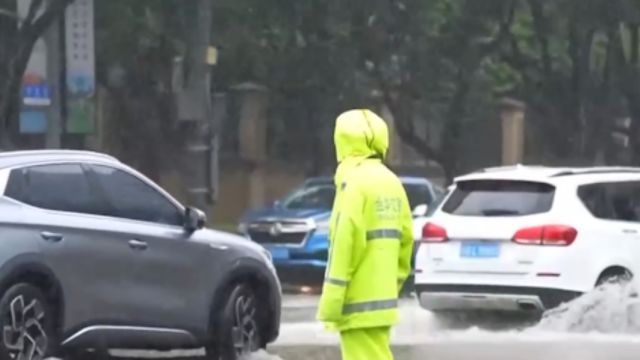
[{"x1": 0, "y1": 150, "x2": 281, "y2": 360}]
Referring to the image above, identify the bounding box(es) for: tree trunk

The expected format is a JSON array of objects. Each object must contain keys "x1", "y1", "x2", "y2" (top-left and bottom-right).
[
  {"x1": 0, "y1": 0, "x2": 73, "y2": 149},
  {"x1": 0, "y1": 63, "x2": 23, "y2": 149}
]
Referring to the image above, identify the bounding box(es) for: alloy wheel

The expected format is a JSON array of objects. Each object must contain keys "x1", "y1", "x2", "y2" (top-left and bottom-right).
[
  {"x1": 2, "y1": 295, "x2": 48, "y2": 360},
  {"x1": 231, "y1": 294, "x2": 259, "y2": 358}
]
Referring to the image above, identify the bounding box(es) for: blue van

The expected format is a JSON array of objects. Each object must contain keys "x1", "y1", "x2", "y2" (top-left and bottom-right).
[{"x1": 238, "y1": 176, "x2": 440, "y2": 287}]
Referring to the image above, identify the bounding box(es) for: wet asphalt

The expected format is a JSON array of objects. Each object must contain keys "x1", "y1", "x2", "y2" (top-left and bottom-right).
[{"x1": 64, "y1": 293, "x2": 640, "y2": 360}]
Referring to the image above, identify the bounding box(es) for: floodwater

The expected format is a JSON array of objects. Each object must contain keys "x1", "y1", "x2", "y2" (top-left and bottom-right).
[
  {"x1": 58, "y1": 281, "x2": 640, "y2": 359},
  {"x1": 272, "y1": 281, "x2": 640, "y2": 360}
]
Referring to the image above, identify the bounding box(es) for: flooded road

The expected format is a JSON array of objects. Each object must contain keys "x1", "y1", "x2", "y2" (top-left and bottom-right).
[
  {"x1": 71, "y1": 282, "x2": 640, "y2": 359},
  {"x1": 272, "y1": 286, "x2": 640, "y2": 360}
]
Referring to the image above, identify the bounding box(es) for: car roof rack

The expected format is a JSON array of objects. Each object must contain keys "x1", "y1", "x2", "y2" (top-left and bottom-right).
[
  {"x1": 472, "y1": 164, "x2": 546, "y2": 174},
  {"x1": 550, "y1": 167, "x2": 640, "y2": 177}
]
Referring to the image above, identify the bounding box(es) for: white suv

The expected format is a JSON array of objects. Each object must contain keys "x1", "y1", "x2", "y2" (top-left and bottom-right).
[{"x1": 415, "y1": 165, "x2": 640, "y2": 317}]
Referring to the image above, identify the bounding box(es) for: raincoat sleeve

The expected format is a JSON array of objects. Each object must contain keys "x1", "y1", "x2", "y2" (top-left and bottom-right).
[
  {"x1": 316, "y1": 182, "x2": 365, "y2": 323},
  {"x1": 397, "y1": 193, "x2": 414, "y2": 293}
]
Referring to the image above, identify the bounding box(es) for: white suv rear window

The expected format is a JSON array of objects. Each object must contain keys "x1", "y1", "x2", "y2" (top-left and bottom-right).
[{"x1": 442, "y1": 180, "x2": 555, "y2": 216}]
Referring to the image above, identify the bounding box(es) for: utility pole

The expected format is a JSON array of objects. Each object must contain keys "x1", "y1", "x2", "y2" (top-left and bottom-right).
[
  {"x1": 45, "y1": 18, "x2": 62, "y2": 148},
  {"x1": 178, "y1": 0, "x2": 214, "y2": 211}
]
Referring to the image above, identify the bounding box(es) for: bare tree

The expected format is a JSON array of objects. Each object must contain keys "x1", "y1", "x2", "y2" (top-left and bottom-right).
[{"x1": 0, "y1": 0, "x2": 73, "y2": 148}]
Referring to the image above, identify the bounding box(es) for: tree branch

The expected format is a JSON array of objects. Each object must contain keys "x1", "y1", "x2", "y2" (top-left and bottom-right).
[
  {"x1": 0, "y1": 0, "x2": 74, "y2": 146},
  {"x1": 21, "y1": 0, "x2": 43, "y2": 29},
  {"x1": 603, "y1": 26, "x2": 617, "y2": 92},
  {"x1": 438, "y1": 68, "x2": 472, "y2": 178},
  {"x1": 610, "y1": 23, "x2": 640, "y2": 164},
  {"x1": 527, "y1": 0, "x2": 553, "y2": 78},
  {"x1": 23, "y1": 0, "x2": 73, "y2": 42},
  {"x1": 355, "y1": 0, "x2": 516, "y2": 180},
  {"x1": 351, "y1": 0, "x2": 446, "y2": 167},
  {"x1": 372, "y1": 65, "x2": 445, "y2": 166},
  {"x1": 10, "y1": 0, "x2": 71, "y2": 96},
  {"x1": 478, "y1": 0, "x2": 516, "y2": 57},
  {"x1": 631, "y1": 23, "x2": 639, "y2": 65}
]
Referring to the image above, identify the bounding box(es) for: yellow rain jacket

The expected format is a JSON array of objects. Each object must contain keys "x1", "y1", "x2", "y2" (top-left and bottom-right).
[{"x1": 316, "y1": 109, "x2": 414, "y2": 331}]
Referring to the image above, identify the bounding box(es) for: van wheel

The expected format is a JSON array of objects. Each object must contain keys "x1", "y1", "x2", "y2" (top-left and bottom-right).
[
  {"x1": 214, "y1": 284, "x2": 262, "y2": 360},
  {"x1": 0, "y1": 283, "x2": 57, "y2": 360}
]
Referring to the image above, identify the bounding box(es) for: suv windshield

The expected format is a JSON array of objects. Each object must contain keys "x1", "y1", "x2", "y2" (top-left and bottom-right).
[
  {"x1": 442, "y1": 180, "x2": 555, "y2": 217},
  {"x1": 281, "y1": 182, "x2": 336, "y2": 210},
  {"x1": 403, "y1": 183, "x2": 434, "y2": 209},
  {"x1": 280, "y1": 180, "x2": 434, "y2": 211}
]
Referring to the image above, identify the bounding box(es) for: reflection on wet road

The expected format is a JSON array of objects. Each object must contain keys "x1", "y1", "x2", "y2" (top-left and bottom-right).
[{"x1": 60, "y1": 284, "x2": 640, "y2": 359}]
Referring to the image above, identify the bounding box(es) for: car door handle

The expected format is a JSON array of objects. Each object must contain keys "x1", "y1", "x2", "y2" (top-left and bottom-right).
[
  {"x1": 128, "y1": 239, "x2": 148, "y2": 250},
  {"x1": 40, "y1": 232, "x2": 63, "y2": 243},
  {"x1": 623, "y1": 229, "x2": 638, "y2": 234}
]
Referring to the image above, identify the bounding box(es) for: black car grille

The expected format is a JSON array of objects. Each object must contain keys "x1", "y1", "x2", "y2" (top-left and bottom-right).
[
  {"x1": 290, "y1": 249, "x2": 328, "y2": 261},
  {"x1": 248, "y1": 230, "x2": 308, "y2": 245}
]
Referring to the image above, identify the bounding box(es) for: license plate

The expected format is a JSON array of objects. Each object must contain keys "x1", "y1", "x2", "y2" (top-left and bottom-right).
[
  {"x1": 460, "y1": 242, "x2": 500, "y2": 258},
  {"x1": 269, "y1": 247, "x2": 290, "y2": 260}
]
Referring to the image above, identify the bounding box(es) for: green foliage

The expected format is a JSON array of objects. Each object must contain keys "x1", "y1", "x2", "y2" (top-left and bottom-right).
[
  {"x1": 94, "y1": 0, "x2": 186, "y2": 179},
  {"x1": 92, "y1": 0, "x2": 640, "y2": 174},
  {"x1": 484, "y1": 59, "x2": 521, "y2": 95}
]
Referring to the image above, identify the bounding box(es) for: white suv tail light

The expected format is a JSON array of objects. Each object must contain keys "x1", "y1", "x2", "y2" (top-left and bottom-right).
[
  {"x1": 512, "y1": 225, "x2": 577, "y2": 246},
  {"x1": 421, "y1": 222, "x2": 449, "y2": 243}
]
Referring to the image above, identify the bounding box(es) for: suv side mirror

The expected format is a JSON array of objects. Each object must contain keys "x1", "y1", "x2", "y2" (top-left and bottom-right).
[
  {"x1": 412, "y1": 204, "x2": 429, "y2": 218},
  {"x1": 184, "y1": 207, "x2": 206, "y2": 233}
]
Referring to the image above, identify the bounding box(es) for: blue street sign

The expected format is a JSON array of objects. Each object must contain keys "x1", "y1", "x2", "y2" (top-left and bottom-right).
[{"x1": 22, "y1": 84, "x2": 51, "y2": 106}]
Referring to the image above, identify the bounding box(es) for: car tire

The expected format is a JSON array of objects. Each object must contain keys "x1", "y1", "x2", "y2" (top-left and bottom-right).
[
  {"x1": 0, "y1": 283, "x2": 58, "y2": 360},
  {"x1": 596, "y1": 269, "x2": 633, "y2": 287},
  {"x1": 213, "y1": 283, "x2": 263, "y2": 360}
]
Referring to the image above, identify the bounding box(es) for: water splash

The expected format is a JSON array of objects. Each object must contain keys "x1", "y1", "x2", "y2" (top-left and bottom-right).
[
  {"x1": 533, "y1": 281, "x2": 640, "y2": 333},
  {"x1": 420, "y1": 281, "x2": 640, "y2": 339}
]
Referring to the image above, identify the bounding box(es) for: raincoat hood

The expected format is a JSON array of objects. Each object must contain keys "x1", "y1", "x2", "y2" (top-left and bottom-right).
[{"x1": 334, "y1": 109, "x2": 389, "y2": 163}]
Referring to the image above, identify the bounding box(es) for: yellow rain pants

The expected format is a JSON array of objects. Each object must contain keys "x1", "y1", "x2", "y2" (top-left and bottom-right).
[{"x1": 339, "y1": 326, "x2": 393, "y2": 360}]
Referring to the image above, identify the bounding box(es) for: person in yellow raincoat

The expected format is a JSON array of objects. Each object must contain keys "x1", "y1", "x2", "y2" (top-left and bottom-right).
[{"x1": 316, "y1": 109, "x2": 414, "y2": 360}]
